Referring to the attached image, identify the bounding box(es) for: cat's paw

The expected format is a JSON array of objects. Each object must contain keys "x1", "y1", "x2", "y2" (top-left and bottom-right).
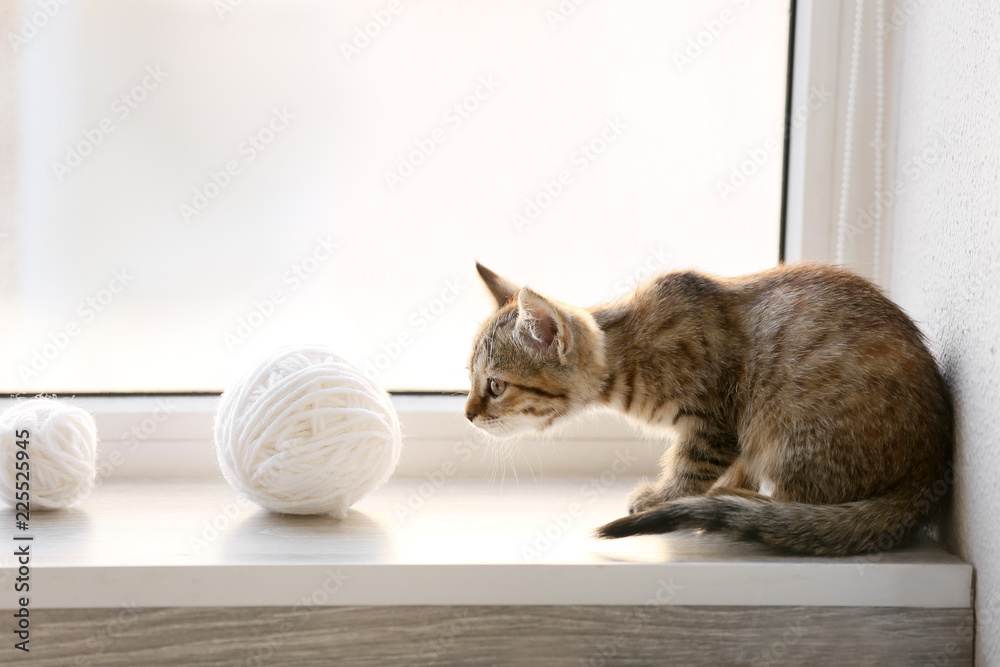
[{"x1": 627, "y1": 481, "x2": 668, "y2": 514}]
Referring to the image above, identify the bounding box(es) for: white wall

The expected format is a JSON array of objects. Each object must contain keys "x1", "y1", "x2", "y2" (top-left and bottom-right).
[
  {"x1": 889, "y1": 1, "x2": 1000, "y2": 663},
  {"x1": 0, "y1": 3, "x2": 15, "y2": 287}
]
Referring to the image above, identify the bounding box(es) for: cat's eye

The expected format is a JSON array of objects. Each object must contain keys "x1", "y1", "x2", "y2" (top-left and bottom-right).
[{"x1": 488, "y1": 378, "x2": 506, "y2": 399}]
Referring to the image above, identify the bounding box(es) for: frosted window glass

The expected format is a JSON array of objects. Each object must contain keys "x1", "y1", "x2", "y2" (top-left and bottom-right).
[{"x1": 2, "y1": 0, "x2": 791, "y2": 392}]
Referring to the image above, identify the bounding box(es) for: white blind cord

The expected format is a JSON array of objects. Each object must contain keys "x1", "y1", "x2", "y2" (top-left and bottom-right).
[
  {"x1": 872, "y1": 0, "x2": 886, "y2": 283},
  {"x1": 836, "y1": 0, "x2": 866, "y2": 266}
]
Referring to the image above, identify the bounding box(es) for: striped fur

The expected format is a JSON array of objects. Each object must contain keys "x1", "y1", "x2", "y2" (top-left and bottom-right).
[{"x1": 465, "y1": 262, "x2": 953, "y2": 556}]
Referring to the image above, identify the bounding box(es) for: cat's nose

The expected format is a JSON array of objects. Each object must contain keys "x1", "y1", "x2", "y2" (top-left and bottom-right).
[{"x1": 464, "y1": 398, "x2": 479, "y2": 422}]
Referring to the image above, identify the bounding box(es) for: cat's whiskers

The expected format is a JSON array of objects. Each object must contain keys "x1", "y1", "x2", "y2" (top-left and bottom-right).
[
  {"x1": 503, "y1": 438, "x2": 519, "y2": 488},
  {"x1": 480, "y1": 425, "x2": 511, "y2": 488},
  {"x1": 496, "y1": 427, "x2": 516, "y2": 489},
  {"x1": 516, "y1": 443, "x2": 540, "y2": 486},
  {"x1": 480, "y1": 431, "x2": 501, "y2": 486}
]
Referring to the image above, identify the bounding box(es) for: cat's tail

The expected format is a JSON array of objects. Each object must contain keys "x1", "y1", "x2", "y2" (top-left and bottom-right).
[{"x1": 595, "y1": 486, "x2": 937, "y2": 557}]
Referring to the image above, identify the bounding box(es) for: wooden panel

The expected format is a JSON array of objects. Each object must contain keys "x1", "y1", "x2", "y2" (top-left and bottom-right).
[{"x1": 0, "y1": 605, "x2": 973, "y2": 667}]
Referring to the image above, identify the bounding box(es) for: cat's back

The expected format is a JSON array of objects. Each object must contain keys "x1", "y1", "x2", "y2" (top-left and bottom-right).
[
  {"x1": 727, "y1": 264, "x2": 950, "y2": 453},
  {"x1": 729, "y1": 263, "x2": 928, "y2": 365},
  {"x1": 732, "y1": 262, "x2": 916, "y2": 330},
  {"x1": 630, "y1": 262, "x2": 919, "y2": 349},
  {"x1": 636, "y1": 262, "x2": 948, "y2": 423},
  {"x1": 605, "y1": 262, "x2": 947, "y2": 416}
]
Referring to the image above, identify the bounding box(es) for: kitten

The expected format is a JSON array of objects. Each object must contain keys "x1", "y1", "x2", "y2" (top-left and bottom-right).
[{"x1": 464, "y1": 262, "x2": 953, "y2": 556}]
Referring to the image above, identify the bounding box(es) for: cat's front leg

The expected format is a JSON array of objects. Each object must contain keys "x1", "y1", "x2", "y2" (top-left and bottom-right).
[
  {"x1": 628, "y1": 428, "x2": 739, "y2": 514},
  {"x1": 627, "y1": 480, "x2": 671, "y2": 514}
]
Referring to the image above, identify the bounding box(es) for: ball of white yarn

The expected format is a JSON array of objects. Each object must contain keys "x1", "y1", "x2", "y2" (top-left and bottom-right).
[
  {"x1": 0, "y1": 399, "x2": 99, "y2": 510},
  {"x1": 215, "y1": 346, "x2": 402, "y2": 517}
]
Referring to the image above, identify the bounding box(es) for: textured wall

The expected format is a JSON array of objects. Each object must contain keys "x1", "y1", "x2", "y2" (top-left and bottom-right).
[
  {"x1": 889, "y1": 1, "x2": 1000, "y2": 664},
  {"x1": 0, "y1": 2, "x2": 16, "y2": 287}
]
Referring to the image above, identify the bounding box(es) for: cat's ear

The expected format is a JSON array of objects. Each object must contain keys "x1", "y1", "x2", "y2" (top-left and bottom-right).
[
  {"x1": 476, "y1": 262, "x2": 520, "y2": 308},
  {"x1": 515, "y1": 288, "x2": 569, "y2": 362}
]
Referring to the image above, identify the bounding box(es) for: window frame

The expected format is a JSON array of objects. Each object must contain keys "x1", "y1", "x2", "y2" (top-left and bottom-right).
[
  {"x1": 783, "y1": 0, "x2": 843, "y2": 266},
  {"x1": 784, "y1": 0, "x2": 897, "y2": 284},
  {"x1": 0, "y1": 393, "x2": 662, "y2": 480}
]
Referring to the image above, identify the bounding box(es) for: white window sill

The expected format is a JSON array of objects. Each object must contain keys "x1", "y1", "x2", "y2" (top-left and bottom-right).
[
  {"x1": 0, "y1": 394, "x2": 664, "y2": 480},
  {"x1": 3, "y1": 477, "x2": 971, "y2": 610}
]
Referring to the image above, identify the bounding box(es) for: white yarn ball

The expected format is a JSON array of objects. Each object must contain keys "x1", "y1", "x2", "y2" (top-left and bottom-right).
[
  {"x1": 215, "y1": 346, "x2": 402, "y2": 517},
  {"x1": 0, "y1": 399, "x2": 99, "y2": 510}
]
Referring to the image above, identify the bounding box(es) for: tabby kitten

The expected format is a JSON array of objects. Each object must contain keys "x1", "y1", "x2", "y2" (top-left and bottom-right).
[{"x1": 464, "y1": 262, "x2": 952, "y2": 556}]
